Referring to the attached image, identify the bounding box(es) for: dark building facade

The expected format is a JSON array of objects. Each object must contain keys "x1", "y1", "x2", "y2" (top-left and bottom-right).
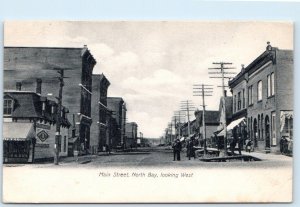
[
  {"x1": 90, "y1": 74, "x2": 110, "y2": 153},
  {"x1": 107, "y1": 97, "x2": 127, "y2": 148},
  {"x1": 4, "y1": 46, "x2": 96, "y2": 154},
  {"x1": 228, "y1": 43, "x2": 293, "y2": 153}
]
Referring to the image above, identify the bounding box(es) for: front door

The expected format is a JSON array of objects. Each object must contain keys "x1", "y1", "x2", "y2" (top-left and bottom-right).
[{"x1": 265, "y1": 116, "x2": 270, "y2": 149}]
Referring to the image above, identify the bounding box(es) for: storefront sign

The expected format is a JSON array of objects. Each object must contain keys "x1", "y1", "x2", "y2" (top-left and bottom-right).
[
  {"x1": 37, "y1": 130, "x2": 49, "y2": 142},
  {"x1": 35, "y1": 143, "x2": 50, "y2": 148}
]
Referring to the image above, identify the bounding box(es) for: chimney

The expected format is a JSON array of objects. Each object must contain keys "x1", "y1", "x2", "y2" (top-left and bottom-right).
[
  {"x1": 266, "y1": 41, "x2": 272, "y2": 51},
  {"x1": 16, "y1": 82, "x2": 22, "y2": 91},
  {"x1": 224, "y1": 90, "x2": 227, "y2": 97},
  {"x1": 36, "y1": 78, "x2": 42, "y2": 94}
]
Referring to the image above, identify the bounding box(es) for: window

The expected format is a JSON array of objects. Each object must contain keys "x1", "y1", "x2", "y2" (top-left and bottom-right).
[
  {"x1": 237, "y1": 92, "x2": 241, "y2": 110},
  {"x1": 233, "y1": 95, "x2": 236, "y2": 112},
  {"x1": 267, "y1": 73, "x2": 275, "y2": 97},
  {"x1": 257, "y1": 81, "x2": 262, "y2": 101},
  {"x1": 271, "y1": 73, "x2": 275, "y2": 96},
  {"x1": 248, "y1": 86, "x2": 253, "y2": 106},
  {"x1": 4, "y1": 99, "x2": 13, "y2": 115},
  {"x1": 64, "y1": 136, "x2": 67, "y2": 152},
  {"x1": 271, "y1": 112, "x2": 276, "y2": 145},
  {"x1": 242, "y1": 89, "x2": 245, "y2": 108}
]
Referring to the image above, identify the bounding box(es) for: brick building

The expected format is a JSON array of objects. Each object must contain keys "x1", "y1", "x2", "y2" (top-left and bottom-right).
[
  {"x1": 125, "y1": 122, "x2": 138, "y2": 148},
  {"x1": 228, "y1": 43, "x2": 293, "y2": 153},
  {"x1": 3, "y1": 89, "x2": 71, "y2": 163},
  {"x1": 107, "y1": 97, "x2": 127, "y2": 148},
  {"x1": 90, "y1": 74, "x2": 110, "y2": 153},
  {"x1": 4, "y1": 46, "x2": 96, "y2": 154}
]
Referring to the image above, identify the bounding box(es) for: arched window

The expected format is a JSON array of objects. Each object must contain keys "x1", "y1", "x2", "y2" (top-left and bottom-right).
[{"x1": 257, "y1": 80, "x2": 262, "y2": 101}]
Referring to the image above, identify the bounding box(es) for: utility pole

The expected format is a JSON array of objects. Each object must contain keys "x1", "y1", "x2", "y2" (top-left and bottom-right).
[
  {"x1": 209, "y1": 62, "x2": 236, "y2": 156},
  {"x1": 193, "y1": 84, "x2": 213, "y2": 155},
  {"x1": 53, "y1": 68, "x2": 71, "y2": 165},
  {"x1": 180, "y1": 100, "x2": 196, "y2": 138},
  {"x1": 174, "y1": 111, "x2": 185, "y2": 139}
]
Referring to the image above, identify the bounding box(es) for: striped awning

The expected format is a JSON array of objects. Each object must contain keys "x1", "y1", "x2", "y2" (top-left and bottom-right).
[{"x1": 3, "y1": 122, "x2": 35, "y2": 141}]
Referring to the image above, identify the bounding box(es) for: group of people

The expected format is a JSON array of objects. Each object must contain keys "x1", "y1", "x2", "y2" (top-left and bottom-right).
[
  {"x1": 172, "y1": 138, "x2": 182, "y2": 161},
  {"x1": 280, "y1": 136, "x2": 292, "y2": 155},
  {"x1": 172, "y1": 137, "x2": 199, "y2": 161}
]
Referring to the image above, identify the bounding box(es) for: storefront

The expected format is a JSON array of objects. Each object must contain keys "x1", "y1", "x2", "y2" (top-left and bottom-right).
[{"x1": 3, "y1": 122, "x2": 35, "y2": 163}]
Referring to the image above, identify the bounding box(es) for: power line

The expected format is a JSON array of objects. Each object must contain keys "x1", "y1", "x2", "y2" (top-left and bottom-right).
[
  {"x1": 208, "y1": 62, "x2": 236, "y2": 156},
  {"x1": 193, "y1": 84, "x2": 213, "y2": 155}
]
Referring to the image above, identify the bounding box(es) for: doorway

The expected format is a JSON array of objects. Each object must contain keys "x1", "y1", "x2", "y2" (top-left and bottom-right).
[{"x1": 265, "y1": 116, "x2": 270, "y2": 149}]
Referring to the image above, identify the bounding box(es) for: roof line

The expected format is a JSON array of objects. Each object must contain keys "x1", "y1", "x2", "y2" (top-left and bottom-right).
[{"x1": 4, "y1": 46, "x2": 83, "y2": 49}]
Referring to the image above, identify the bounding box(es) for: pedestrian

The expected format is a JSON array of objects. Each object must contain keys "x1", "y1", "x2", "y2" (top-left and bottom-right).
[
  {"x1": 188, "y1": 138, "x2": 195, "y2": 160},
  {"x1": 246, "y1": 138, "x2": 252, "y2": 153},
  {"x1": 172, "y1": 141, "x2": 177, "y2": 161},
  {"x1": 175, "y1": 139, "x2": 182, "y2": 161},
  {"x1": 237, "y1": 136, "x2": 242, "y2": 155},
  {"x1": 186, "y1": 140, "x2": 190, "y2": 157},
  {"x1": 280, "y1": 136, "x2": 285, "y2": 154}
]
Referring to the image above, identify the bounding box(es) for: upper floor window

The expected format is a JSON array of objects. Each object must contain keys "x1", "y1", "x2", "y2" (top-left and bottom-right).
[
  {"x1": 237, "y1": 92, "x2": 241, "y2": 110},
  {"x1": 242, "y1": 89, "x2": 245, "y2": 108},
  {"x1": 248, "y1": 85, "x2": 253, "y2": 106},
  {"x1": 233, "y1": 95, "x2": 236, "y2": 112},
  {"x1": 4, "y1": 99, "x2": 13, "y2": 115},
  {"x1": 267, "y1": 73, "x2": 275, "y2": 97},
  {"x1": 257, "y1": 80, "x2": 262, "y2": 101}
]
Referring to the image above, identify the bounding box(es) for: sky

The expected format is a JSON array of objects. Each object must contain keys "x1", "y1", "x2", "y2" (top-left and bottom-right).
[{"x1": 4, "y1": 21, "x2": 293, "y2": 138}]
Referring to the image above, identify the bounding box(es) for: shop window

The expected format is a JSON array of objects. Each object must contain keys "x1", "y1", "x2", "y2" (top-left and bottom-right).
[
  {"x1": 64, "y1": 136, "x2": 67, "y2": 152},
  {"x1": 4, "y1": 99, "x2": 13, "y2": 115}
]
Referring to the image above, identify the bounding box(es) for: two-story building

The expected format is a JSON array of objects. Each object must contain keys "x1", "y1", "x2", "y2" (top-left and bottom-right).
[
  {"x1": 3, "y1": 87, "x2": 71, "y2": 163},
  {"x1": 228, "y1": 42, "x2": 293, "y2": 153}
]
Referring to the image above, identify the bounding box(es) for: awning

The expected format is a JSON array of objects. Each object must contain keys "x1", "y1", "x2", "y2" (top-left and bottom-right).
[
  {"x1": 3, "y1": 122, "x2": 35, "y2": 141},
  {"x1": 280, "y1": 111, "x2": 293, "y2": 132},
  {"x1": 217, "y1": 117, "x2": 245, "y2": 137},
  {"x1": 227, "y1": 117, "x2": 246, "y2": 130}
]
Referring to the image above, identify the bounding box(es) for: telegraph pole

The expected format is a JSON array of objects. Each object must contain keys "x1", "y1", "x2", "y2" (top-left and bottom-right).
[
  {"x1": 193, "y1": 84, "x2": 213, "y2": 155},
  {"x1": 209, "y1": 62, "x2": 235, "y2": 156},
  {"x1": 180, "y1": 100, "x2": 196, "y2": 138},
  {"x1": 53, "y1": 68, "x2": 71, "y2": 165},
  {"x1": 174, "y1": 111, "x2": 185, "y2": 139}
]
